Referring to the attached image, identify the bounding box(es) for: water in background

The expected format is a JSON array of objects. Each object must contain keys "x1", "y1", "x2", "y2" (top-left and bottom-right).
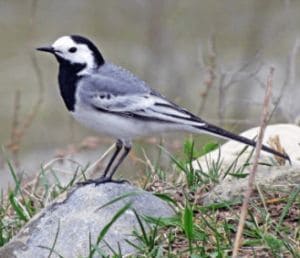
[{"x1": 1, "y1": 0, "x2": 300, "y2": 188}]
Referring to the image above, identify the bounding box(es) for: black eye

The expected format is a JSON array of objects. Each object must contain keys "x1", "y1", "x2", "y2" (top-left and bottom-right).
[{"x1": 68, "y1": 47, "x2": 77, "y2": 53}]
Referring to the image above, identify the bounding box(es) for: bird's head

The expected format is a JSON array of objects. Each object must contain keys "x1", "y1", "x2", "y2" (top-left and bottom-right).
[{"x1": 36, "y1": 35, "x2": 104, "y2": 73}]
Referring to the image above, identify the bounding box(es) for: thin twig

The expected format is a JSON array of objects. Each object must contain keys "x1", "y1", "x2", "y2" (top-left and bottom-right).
[
  {"x1": 232, "y1": 67, "x2": 274, "y2": 257},
  {"x1": 254, "y1": 39, "x2": 300, "y2": 122},
  {"x1": 5, "y1": 0, "x2": 43, "y2": 167},
  {"x1": 198, "y1": 35, "x2": 217, "y2": 115},
  {"x1": 86, "y1": 144, "x2": 115, "y2": 178},
  {"x1": 8, "y1": 90, "x2": 21, "y2": 166},
  {"x1": 217, "y1": 53, "x2": 262, "y2": 125},
  {"x1": 270, "y1": 39, "x2": 300, "y2": 121}
]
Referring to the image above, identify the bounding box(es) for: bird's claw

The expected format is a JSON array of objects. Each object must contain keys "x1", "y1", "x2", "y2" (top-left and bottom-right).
[{"x1": 77, "y1": 177, "x2": 129, "y2": 186}]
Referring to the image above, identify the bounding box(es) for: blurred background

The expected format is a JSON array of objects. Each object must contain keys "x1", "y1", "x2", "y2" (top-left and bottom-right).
[{"x1": 1, "y1": 0, "x2": 300, "y2": 188}]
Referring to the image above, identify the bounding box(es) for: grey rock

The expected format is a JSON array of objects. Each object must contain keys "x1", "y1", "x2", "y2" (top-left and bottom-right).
[{"x1": 0, "y1": 183, "x2": 174, "y2": 257}]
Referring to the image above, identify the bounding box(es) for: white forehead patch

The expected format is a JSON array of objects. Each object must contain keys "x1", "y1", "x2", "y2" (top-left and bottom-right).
[
  {"x1": 52, "y1": 36, "x2": 75, "y2": 49},
  {"x1": 51, "y1": 36, "x2": 96, "y2": 72}
]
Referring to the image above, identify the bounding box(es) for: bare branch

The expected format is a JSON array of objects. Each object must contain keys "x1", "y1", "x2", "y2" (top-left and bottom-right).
[
  {"x1": 5, "y1": 0, "x2": 44, "y2": 167},
  {"x1": 232, "y1": 67, "x2": 274, "y2": 257},
  {"x1": 217, "y1": 52, "x2": 262, "y2": 125},
  {"x1": 270, "y1": 39, "x2": 300, "y2": 121},
  {"x1": 223, "y1": 52, "x2": 262, "y2": 90},
  {"x1": 198, "y1": 35, "x2": 217, "y2": 115}
]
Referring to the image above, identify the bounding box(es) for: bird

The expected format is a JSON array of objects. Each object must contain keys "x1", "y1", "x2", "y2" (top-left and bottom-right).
[{"x1": 36, "y1": 35, "x2": 290, "y2": 185}]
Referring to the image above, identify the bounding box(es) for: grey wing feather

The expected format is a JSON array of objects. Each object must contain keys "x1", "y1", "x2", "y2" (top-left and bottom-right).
[
  {"x1": 78, "y1": 67, "x2": 153, "y2": 112},
  {"x1": 78, "y1": 63, "x2": 204, "y2": 124}
]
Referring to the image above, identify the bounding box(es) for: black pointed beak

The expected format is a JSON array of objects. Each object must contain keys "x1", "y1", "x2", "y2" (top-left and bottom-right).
[{"x1": 36, "y1": 46, "x2": 55, "y2": 54}]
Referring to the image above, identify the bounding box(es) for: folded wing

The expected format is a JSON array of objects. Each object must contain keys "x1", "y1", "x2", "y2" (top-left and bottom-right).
[{"x1": 78, "y1": 74, "x2": 205, "y2": 125}]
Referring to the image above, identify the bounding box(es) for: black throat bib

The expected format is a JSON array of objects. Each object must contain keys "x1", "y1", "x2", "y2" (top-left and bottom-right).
[{"x1": 57, "y1": 57, "x2": 86, "y2": 111}]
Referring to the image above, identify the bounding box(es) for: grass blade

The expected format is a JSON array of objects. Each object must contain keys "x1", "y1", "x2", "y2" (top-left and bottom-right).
[
  {"x1": 95, "y1": 192, "x2": 138, "y2": 212},
  {"x1": 132, "y1": 209, "x2": 149, "y2": 246},
  {"x1": 37, "y1": 221, "x2": 62, "y2": 258},
  {"x1": 8, "y1": 191, "x2": 29, "y2": 222},
  {"x1": 277, "y1": 185, "x2": 300, "y2": 231},
  {"x1": 182, "y1": 201, "x2": 194, "y2": 253},
  {"x1": 89, "y1": 202, "x2": 132, "y2": 257}
]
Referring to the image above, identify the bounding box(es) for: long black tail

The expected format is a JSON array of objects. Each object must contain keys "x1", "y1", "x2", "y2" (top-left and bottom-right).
[{"x1": 194, "y1": 122, "x2": 291, "y2": 164}]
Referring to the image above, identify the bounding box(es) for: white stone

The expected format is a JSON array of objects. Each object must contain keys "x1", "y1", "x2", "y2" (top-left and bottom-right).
[{"x1": 192, "y1": 124, "x2": 300, "y2": 204}]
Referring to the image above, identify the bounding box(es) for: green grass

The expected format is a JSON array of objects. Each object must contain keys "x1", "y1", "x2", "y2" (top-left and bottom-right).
[{"x1": 0, "y1": 139, "x2": 299, "y2": 257}]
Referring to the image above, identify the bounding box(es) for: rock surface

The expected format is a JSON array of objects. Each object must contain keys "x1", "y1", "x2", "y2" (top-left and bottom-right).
[
  {"x1": 204, "y1": 166, "x2": 300, "y2": 204},
  {"x1": 0, "y1": 183, "x2": 174, "y2": 257},
  {"x1": 192, "y1": 124, "x2": 300, "y2": 204}
]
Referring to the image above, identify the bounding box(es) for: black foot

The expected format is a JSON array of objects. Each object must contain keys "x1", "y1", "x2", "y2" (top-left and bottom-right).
[
  {"x1": 95, "y1": 177, "x2": 130, "y2": 185},
  {"x1": 77, "y1": 179, "x2": 98, "y2": 186},
  {"x1": 77, "y1": 177, "x2": 129, "y2": 186}
]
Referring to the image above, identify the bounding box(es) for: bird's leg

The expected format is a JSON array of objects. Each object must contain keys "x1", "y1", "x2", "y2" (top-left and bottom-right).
[
  {"x1": 101, "y1": 140, "x2": 123, "y2": 178},
  {"x1": 77, "y1": 140, "x2": 123, "y2": 186},
  {"x1": 95, "y1": 142, "x2": 132, "y2": 185}
]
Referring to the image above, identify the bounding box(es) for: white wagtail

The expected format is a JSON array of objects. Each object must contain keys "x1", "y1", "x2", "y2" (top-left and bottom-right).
[{"x1": 36, "y1": 35, "x2": 290, "y2": 184}]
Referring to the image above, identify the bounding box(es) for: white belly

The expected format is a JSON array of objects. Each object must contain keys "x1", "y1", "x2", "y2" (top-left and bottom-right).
[{"x1": 71, "y1": 105, "x2": 186, "y2": 141}]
